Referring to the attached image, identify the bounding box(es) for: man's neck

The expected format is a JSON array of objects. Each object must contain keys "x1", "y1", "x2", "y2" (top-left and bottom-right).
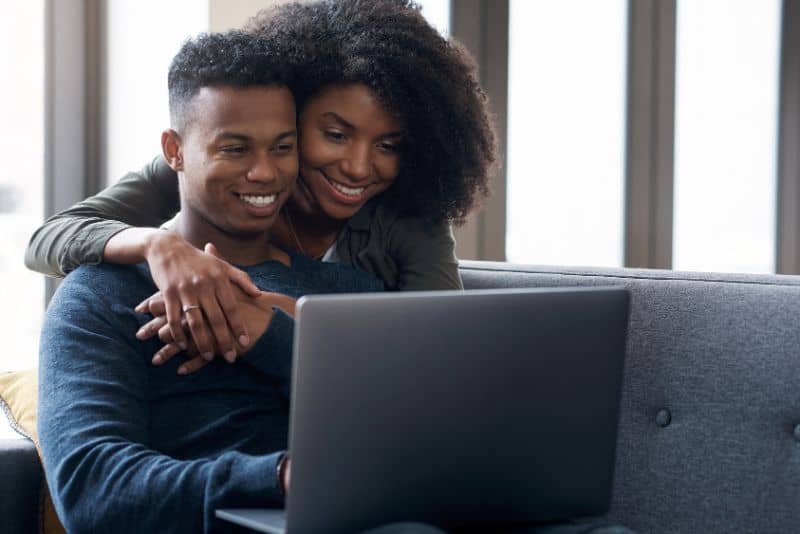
[{"x1": 175, "y1": 213, "x2": 277, "y2": 266}]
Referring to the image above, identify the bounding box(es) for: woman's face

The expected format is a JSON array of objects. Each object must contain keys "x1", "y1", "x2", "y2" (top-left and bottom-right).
[{"x1": 295, "y1": 83, "x2": 404, "y2": 221}]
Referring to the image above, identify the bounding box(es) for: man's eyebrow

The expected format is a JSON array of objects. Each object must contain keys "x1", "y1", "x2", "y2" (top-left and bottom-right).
[
  {"x1": 214, "y1": 132, "x2": 251, "y2": 142},
  {"x1": 213, "y1": 130, "x2": 298, "y2": 142},
  {"x1": 275, "y1": 130, "x2": 298, "y2": 141},
  {"x1": 321, "y1": 112, "x2": 404, "y2": 138}
]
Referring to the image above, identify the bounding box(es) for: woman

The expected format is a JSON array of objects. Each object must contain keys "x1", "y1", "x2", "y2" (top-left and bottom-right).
[{"x1": 25, "y1": 0, "x2": 497, "y2": 362}]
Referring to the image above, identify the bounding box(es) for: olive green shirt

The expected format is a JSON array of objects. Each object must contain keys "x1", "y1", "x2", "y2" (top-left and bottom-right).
[{"x1": 25, "y1": 157, "x2": 463, "y2": 291}]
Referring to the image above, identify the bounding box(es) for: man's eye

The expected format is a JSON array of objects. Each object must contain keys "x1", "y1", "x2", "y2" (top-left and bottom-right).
[
  {"x1": 273, "y1": 143, "x2": 295, "y2": 154},
  {"x1": 221, "y1": 145, "x2": 247, "y2": 154}
]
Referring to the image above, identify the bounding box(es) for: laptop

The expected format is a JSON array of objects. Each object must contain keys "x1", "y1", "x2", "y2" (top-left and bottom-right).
[{"x1": 217, "y1": 287, "x2": 630, "y2": 533}]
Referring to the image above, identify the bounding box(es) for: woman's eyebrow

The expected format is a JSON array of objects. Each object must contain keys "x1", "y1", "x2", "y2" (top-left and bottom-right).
[
  {"x1": 321, "y1": 112, "x2": 403, "y2": 138},
  {"x1": 321, "y1": 111, "x2": 354, "y2": 129}
]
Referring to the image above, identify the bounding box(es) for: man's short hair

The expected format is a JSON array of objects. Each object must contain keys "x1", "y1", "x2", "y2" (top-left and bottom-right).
[{"x1": 168, "y1": 30, "x2": 294, "y2": 133}]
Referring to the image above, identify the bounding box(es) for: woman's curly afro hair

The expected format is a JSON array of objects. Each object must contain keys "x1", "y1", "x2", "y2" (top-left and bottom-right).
[{"x1": 247, "y1": 0, "x2": 498, "y2": 225}]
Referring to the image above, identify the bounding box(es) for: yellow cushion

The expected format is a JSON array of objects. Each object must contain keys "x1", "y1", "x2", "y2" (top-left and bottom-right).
[
  {"x1": 0, "y1": 368, "x2": 65, "y2": 534},
  {"x1": 0, "y1": 368, "x2": 38, "y2": 443}
]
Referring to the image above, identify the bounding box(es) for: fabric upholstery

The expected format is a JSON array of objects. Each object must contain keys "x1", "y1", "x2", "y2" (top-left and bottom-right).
[
  {"x1": 0, "y1": 369, "x2": 65, "y2": 534},
  {"x1": 0, "y1": 438, "x2": 42, "y2": 534},
  {"x1": 0, "y1": 369, "x2": 38, "y2": 442},
  {"x1": 461, "y1": 261, "x2": 800, "y2": 533},
  {"x1": 4, "y1": 261, "x2": 799, "y2": 533}
]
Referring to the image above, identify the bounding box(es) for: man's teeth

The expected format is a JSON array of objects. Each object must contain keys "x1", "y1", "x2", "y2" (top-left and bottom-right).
[
  {"x1": 330, "y1": 180, "x2": 365, "y2": 197},
  {"x1": 239, "y1": 194, "x2": 276, "y2": 207}
]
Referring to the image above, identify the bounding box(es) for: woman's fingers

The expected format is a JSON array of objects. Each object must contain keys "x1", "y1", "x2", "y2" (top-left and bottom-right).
[
  {"x1": 163, "y1": 288, "x2": 188, "y2": 350},
  {"x1": 229, "y1": 265, "x2": 261, "y2": 297},
  {"x1": 198, "y1": 291, "x2": 236, "y2": 362},
  {"x1": 216, "y1": 280, "x2": 250, "y2": 353}
]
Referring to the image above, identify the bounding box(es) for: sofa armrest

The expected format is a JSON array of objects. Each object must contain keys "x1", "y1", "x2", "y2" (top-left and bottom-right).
[{"x1": 0, "y1": 438, "x2": 42, "y2": 533}]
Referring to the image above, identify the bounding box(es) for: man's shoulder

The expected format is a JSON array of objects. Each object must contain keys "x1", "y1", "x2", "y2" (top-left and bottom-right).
[
  {"x1": 294, "y1": 254, "x2": 384, "y2": 293},
  {"x1": 58, "y1": 263, "x2": 154, "y2": 305},
  {"x1": 246, "y1": 255, "x2": 384, "y2": 295}
]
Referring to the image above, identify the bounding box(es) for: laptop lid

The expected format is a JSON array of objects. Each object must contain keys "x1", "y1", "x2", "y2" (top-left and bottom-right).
[{"x1": 284, "y1": 287, "x2": 629, "y2": 533}]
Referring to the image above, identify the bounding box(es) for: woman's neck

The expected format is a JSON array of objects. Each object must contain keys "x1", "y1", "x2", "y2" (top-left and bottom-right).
[{"x1": 278, "y1": 202, "x2": 345, "y2": 259}]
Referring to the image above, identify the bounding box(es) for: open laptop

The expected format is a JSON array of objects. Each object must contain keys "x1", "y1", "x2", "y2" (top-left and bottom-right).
[{"x1": 217, "y1": 287, "x2": 630, "y2": 533}]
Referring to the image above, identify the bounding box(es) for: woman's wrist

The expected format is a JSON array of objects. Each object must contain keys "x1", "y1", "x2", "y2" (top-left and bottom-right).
[{"x1": 104, "y1": 227, "x2": 169, "y2": 265}]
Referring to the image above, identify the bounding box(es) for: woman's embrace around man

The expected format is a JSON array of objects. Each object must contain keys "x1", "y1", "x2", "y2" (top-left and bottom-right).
[{"x1": 34, "y1": 1, "x2": 499, "y2": 532}]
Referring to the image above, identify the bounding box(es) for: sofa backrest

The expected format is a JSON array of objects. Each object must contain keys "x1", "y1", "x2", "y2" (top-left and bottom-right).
[{"x1": 460, "y1": 261, "x2": 800, "y2": 534}]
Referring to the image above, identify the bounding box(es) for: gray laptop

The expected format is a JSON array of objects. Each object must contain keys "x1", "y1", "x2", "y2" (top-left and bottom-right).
[{"x1": 217, "y1": 287, "x2": 629, "y2": 533}]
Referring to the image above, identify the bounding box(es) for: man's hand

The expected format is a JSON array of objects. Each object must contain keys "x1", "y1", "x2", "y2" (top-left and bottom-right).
[{"x1": 135, "y1": 237, "x2": 260, "y2": 361}]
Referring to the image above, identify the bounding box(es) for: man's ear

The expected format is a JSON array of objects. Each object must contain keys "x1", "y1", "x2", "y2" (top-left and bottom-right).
[{"x1": 161, "y1": 129, "x2": 183, "y2": 171}]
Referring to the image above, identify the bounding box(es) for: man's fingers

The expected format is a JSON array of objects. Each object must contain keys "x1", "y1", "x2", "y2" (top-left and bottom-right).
[
  {"x1": 178, "y1": 355, "x2": 211, "y2": 375},
  {"x1": 136, "y1": 316, "x2": 168, "y2": 341},
  {"x1": 146, "y1": 294, "x2": 167, "y2": 317},
  {"x1": 151, "y1": 343, "x2": 182, "y2": 366}
]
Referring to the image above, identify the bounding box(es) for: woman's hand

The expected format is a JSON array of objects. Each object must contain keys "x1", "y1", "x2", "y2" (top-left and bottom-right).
[
  {"x1": 140, "y1": 287, "x2": 297, "y2": 374},
  {"x1": 136, "y1": 235, "x2": 260, "y2": 360}
]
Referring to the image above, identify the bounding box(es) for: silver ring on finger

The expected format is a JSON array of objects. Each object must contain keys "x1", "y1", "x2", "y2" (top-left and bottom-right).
[{"x1": 182, "y1": 304, "x2": 201, "y2": 313}]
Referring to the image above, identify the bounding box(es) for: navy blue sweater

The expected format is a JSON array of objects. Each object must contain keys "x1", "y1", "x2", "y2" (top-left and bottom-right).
[{"x1": 38, "y1": 252, "x2": 383, "y2": 533}]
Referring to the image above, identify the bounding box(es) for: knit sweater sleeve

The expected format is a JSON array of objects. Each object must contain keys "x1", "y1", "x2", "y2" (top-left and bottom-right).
[
  {"x1": 38, "y1": 273, "x2": 284, "y2": 534},
  {"x1": 25, "y1": 156, "x2": 179, "y2": 277}
]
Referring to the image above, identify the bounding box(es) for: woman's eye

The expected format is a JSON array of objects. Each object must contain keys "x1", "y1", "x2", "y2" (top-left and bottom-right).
[
  {"x1": 324, "y1": 130, "x2": 346, "y2": 142},
  {"x1": 377, "y1": 142, "x2": 400, "y2": 153}
]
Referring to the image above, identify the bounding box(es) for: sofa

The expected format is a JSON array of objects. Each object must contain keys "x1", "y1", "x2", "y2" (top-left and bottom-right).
[{"x1": 3, "y1": 261, "x2": 800, "y2": 533}]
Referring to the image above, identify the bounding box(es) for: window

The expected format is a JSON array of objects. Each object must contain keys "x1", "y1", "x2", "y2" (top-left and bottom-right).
[
  {"x1": 417, "y1": 0, "x2": 450, "y2": 36},
  {"x1": 0, "y1": 1, "x2": 45, "y2": 375},
  {"x1": 105, "y1": 1, "x2": 208, "y2": 184},
  {"x1": 672, "y1": 0, "x2": 782, "y2": 273},
  {"x1": 0, "y1": 0, "x2": 44, "y2": 439},
  {"x1": 506, "y1": 0, "x2": 628, "y2": 267}
]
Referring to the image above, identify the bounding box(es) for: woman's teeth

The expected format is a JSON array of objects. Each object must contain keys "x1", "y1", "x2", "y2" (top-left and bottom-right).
[
  {"x1": 239, "y1": 194, "x2": 276, "y2": 207},
  {"x1": 329, "y1": 179, "x2": 365, "y2": 197}
]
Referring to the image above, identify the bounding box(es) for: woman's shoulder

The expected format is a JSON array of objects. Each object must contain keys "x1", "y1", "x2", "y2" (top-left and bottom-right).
[{"x1": 352, "y1": 198, "x2": 453, "y2": 242}]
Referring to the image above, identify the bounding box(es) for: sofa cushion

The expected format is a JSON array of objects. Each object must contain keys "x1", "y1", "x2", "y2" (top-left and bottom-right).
[
  {"x1": 0, "y1": 368, "x2": 38, "y2": 441},
  {"x1": 0, "y1": 369, "x2": 65, "y2": 534},
  {"x1": 460, "y1": 262, "x2": 800, "y2": 533}
]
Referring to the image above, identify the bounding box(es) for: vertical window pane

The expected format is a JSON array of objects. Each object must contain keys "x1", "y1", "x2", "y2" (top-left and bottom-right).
[
  {"x1": 506, "y1": 0, "x2": 627, "y2": 267},
  {"x1": 106, "y1": 1, "x2": 208, "y2": 184},
  {"x1": 417, "y1": 0, "x2": 450, "y2": 36},
  {"x1": 673, "y1": 0, "x2": 781, "y2": 273},
  {"x1": 0, "y1": 1, "x2": 44, "y2": 376},
  {"x1": 0, "y1": 0, "x2": 44, "y2": 438}
]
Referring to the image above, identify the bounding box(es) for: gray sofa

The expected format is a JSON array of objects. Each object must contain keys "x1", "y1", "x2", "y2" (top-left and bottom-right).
[{"x1": 3, "y1": 261, "x2": 800, "y2": 533}]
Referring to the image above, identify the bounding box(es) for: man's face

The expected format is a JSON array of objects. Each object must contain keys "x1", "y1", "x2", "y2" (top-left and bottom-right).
[{"x1": 173, "y1": 85, "x2": 298, "y2": 239}]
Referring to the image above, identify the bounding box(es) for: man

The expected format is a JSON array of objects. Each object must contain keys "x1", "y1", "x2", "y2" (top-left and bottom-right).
[{"x1": 38, "y1": 31, "x2": 382, "y2": 534}]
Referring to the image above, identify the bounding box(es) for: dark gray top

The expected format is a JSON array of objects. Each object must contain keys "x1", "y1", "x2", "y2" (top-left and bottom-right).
[{"x1": 25, "y1": 156, "x2": 463, "y2": 290}]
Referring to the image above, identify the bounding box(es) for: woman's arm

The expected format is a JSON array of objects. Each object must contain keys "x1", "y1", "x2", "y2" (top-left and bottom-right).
[
  {"x1": 25, "y1": 156, "x2": 180, "y2": 277},
  {"x1": 25, "y1": 157, "x2": 261, "y2": 357}
]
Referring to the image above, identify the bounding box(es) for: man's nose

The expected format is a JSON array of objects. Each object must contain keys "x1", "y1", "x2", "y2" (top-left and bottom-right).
[{"x1": 246, "y1": 152, "x2": 278, "y2": 183}]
